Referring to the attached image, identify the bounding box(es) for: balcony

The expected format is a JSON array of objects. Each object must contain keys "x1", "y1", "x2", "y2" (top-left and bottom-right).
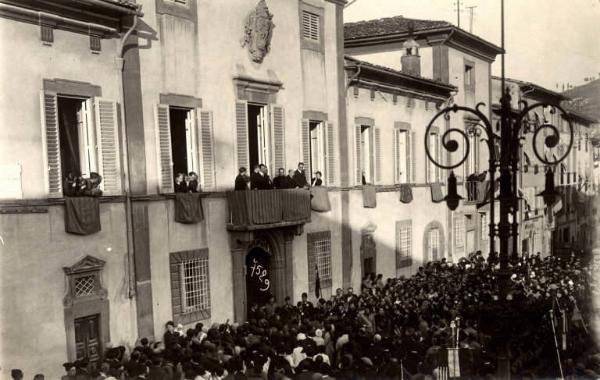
[
  {"x1": 464, "y1": 180, "x2": 487, "y2": 204},
  {"x1": 226, "y1": 189, "x2": 311, "y2": 231}
]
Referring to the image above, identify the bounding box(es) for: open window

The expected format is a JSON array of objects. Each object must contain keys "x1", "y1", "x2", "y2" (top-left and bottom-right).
[
  {"x1": 355, "y1": 124, "x2": 381, "y2": 185},
  {"x1": 41, "y1": 91, "x2": 121, "y2": 197},
  {"x1": 155, "y1": 104, "x2": 215, "y2": 193},
  {"x1": 427, "y1": 131, "x2": 440, "y2": 183}
]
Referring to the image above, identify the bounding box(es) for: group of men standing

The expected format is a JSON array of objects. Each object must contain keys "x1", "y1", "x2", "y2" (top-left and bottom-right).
[{"x1": 234, "y1": 162, "x2": 322, "y2": 190}]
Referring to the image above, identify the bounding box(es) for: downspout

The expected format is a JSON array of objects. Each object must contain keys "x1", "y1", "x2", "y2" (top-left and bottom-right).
[
  {"x1": 345, "y1": 63, "x2": 362, "y2": 93},
  {"x1": 115, "y1": 10, "x2": 141, "y2": 299}
]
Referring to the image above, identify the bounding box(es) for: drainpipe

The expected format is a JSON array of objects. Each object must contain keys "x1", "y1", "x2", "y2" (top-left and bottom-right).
[
  {"x1": 115, "y1": 10, "x2": 141, "y2": 299},
  {"x1": 345, "y1": 63, "x2": 362, "y2": 93}
]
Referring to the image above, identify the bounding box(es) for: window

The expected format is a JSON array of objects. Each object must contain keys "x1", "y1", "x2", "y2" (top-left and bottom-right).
[
  {"x1": 74, "y1": 275, "x2": 97, "y2": 298},
  {"x1": 308, "y1": 231, "x2": 332, "y2": 294},
  {"x1": 355, "y1": 120, "x2": 380, "y2": 185},
  {"x1": 170, "y1": 249, "x2": 211, "y2": 323},
  {"x1": 301, "y1": 11, "x2": 320, "y2": 41},
  {"x1": 361, "y1": 126, "x2": 373, "y2": 183},
  {"x1": 309, "y1": 121, "x2": 326, "y2": 181},
  {"x1": 427, "y1": 228, "x2": 440, "y2": 261},
  {"x1": 464, "y1": 64, "x2": 474, "y2": 88},
  {"x1": 396, "y1": 220, "x2": 412, "y2": 268},
  {"x1": 480, "y1": 213, "x2": 489, "y2": 241},
  {"x1": 57, "y1": 97, "x2": 97, "y2": 181},
  {"x1": 454, "y1": 215, "x2": 465, "y2": 255},
  {"x1": 427, "y1": 132, "x2": 440, "y2": 183},
  {"x1": 155, "y1": 101, "x2": 215, "y2": 193},
  {"x1": 465, "y1": 124, "x2": 479, "y2": 176},
  {"x1": 394, "y1": 128, "x2": 409, "y2": 183}
]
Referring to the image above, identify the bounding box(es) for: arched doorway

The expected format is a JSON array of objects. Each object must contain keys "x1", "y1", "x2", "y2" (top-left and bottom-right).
[{"x1": 245, "y1": 246, "x2": 272, "y2": 313}]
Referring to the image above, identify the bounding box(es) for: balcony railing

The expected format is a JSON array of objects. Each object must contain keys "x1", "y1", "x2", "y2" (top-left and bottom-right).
[{"x1": 226, "y1": 189, "x2": 311, "y2": 231}]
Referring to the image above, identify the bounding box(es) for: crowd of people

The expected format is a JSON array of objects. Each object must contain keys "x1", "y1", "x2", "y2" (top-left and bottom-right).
[
  {"x1": 234, "y1": 162, "x2": 322, "y2": 191},
  {"x1": 11, "y1": 252, "x2": 599, "y2": 380}
]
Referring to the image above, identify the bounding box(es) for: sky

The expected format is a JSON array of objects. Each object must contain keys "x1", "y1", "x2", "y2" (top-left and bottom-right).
[{"x1": 344, "y1": 0, "x2": 600, "y2": 92}]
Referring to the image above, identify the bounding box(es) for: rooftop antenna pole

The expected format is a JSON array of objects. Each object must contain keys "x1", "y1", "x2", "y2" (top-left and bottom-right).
[
  {"x1": 455, "y1": 0, "x2": 461, "y2": 27},
  {"x1": 467, "y1": 5, "x2": 477, "y2": 33}
]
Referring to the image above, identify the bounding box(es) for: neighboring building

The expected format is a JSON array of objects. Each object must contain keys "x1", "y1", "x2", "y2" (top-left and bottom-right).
[
  {"x1": 0, "y1": 0, "x2": 348, "y2": 377},
  {"x1": 344, "y1": 16, "x2": 502, "y2": 267}
]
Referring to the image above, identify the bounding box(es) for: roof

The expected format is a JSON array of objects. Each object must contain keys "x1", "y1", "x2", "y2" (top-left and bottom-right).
[
  {"x1": 563, "y1": 107, "x2": 598, "y2": 125},
  {"x1": 345, "y1": 55, "x2": 456, "y2": 100},
  {"x1": 344, "y1": 15, "x2": 503, "y2": 61},
  {"x1": 345, "y1": 16, "x2": 452, "y2": 40},
  {"x1": 493, "y1": 76, "x2": 569, "y2": 102},
  {"x1": 96, "y1": 0, "x2": 139, "y2": 11},
  {"x1": 562, "y1": 78, "x2": 600, "y2": 121}
]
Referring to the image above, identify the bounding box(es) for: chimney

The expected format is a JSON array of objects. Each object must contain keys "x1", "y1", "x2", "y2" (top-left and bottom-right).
[{"x1": 401, "y1": 37, "x2": 421, "y2": 76}]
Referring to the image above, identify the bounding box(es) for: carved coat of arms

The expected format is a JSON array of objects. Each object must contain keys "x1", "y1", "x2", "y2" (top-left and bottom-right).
[{"x1": 241, "y1": 0, "x2": 274, "y2": 63}]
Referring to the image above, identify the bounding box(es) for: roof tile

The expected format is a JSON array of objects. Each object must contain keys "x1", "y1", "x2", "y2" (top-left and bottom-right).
[{"x1": 344, "y1": 16, "x2": 451, "y2": 40}]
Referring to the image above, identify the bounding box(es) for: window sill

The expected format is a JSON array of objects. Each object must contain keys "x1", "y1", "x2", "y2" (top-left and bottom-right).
[{"x1": 175, "y1": 308, "x2": 211, "y2": 325}]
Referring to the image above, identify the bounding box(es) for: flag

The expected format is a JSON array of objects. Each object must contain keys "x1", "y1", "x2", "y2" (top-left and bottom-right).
[{"x1": 314, "y1": 263, "x2": 321, "y2": 299}]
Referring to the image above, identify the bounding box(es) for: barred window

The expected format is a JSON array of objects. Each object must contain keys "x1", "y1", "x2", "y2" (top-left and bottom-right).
[
  {"x1": 170, "y1": 249, "x2": 211, "y2": 323},
  {"x1": 308, "y1": 231, "x2": 332, "y2": 293},
  {"x1": 396, "y1": 220, "x2": 412, "y2": 268},
  {"x1": 481, "y1": 213, "x2": 489, "y2": 241},
  {"x1": 302, "y1": 11, "x2": 320, "y2": 41},
  {"x1": 74, "y1": 275, "x2": 96, "y2": 297},
  {"x1": 428, "y1": 228, "x2": 440, "y2": 261},
  {"x1": 180, "y1": 257, "x2": 210, "y2": 313}
]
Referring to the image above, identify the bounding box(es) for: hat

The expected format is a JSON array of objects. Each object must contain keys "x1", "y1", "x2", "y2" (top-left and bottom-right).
[
  {"x1": 315, "y1": 329, "x2": 323, "y2": 337},
  {"x1": 63, "y1": 362, "x2": 75, "y2": 370},
  {"x1": 297, "y1": 333, "x2": 307, "y2": 341}
]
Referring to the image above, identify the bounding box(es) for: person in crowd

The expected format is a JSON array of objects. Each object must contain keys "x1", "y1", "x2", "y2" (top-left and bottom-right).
[
  {"x1": 234, "y1": 167, "x2": 249, "y2": 191},
  {"x1": 10, "y1": 369, "x2": 23, "y2": 380},
  {"x1": 188, "y1": 172, "x2": 200, "y2": 192},
  {"x1": 273, "y1": 167, "x2": 286, "y2": 189},
  {"x1": 174, "y1": 172, "x2": 187, "y2": 193},
  {"x1": 260, "y1": 164, "x2": 273, "y2": 190},
  {"x1": 311, "y1": 171, "x2": 323, "y2": 187},
  {"x1": 293, "y1": 162, "x2": 309, "y2": 188},
  {"x1": 61, "y1": 363, "x2": 77, "y2": 380},
  {"x1": 32, "y1": 375, "x2": 44, "y2": 380},
  {"x1": 250, "y1": 164, "x2": 261, "y2": 190}
]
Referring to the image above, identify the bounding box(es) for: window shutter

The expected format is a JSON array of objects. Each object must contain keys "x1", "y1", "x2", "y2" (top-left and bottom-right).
[
  {"x1": 393, "y1": 129, "x2": 400, "y2": 183},
  {"x1": 94, "y1": 98, "x2": 122, "y2": 195},
  {"x1": 437, "y1": 134, "x2": 442, "y2": 182},
  {"x1": 326, "y1": 122, "x2": 335, "y2": 185},
  {"x1": 355, "y1": 125, "x2": 362, "y2": 185},
  {"x1": 411, "y1": 131, "x2": 416, "y2": 183},
  {"x1": 271, "y1": 105, "x2": 285, "y2": 173},
  {"x1": 301, "y1": 119, "x2": 311, "y2": 179},
  {"x1": 40, "y1": 91, "x2": 62, "y2": 198},
  {"x1": 154, "y1": 104, "x2": 174, "y2": 193},
  {"x1": 235, "y1": 100, "x2": 249, "y2": 172},
  {"x1": 198, "y1": 109, "x2": 215, "y2": 190},
  {"x1": 375, "y1": 128, "x2": 382, "y2": 184}
]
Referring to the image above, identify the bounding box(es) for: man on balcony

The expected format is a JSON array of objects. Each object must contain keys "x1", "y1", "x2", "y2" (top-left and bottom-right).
[
  {"x1": 235, "y1": 167, "x2": 249, "y2": 190},
  {"x1": 293, "y1": 162, "x2": 309, "y2": 188}
]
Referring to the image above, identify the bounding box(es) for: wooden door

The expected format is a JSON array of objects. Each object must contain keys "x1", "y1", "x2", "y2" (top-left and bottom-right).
[{"x1": 74, "y1": 314, "x2": 101, "y2": 364}]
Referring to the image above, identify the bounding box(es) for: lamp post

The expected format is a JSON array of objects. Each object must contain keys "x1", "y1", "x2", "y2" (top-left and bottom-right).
[{"x1": 423, "y1": 1, "x2": 574, "y2": 378}]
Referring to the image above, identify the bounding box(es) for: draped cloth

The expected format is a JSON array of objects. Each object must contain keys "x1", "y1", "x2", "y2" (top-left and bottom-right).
[
  {"x1": 363, "y1": 185, "x2": 377, "y2": 208},
  {"x1": 430, "y1": 183, "x2": 444, "y2": 203},
  {"x1": 282, "y1": 189, "x2": 311, "y2": 221},
  {"x1": 174, "y1": 193, "x2": 204, "y2": 224},
  {"x1": 399, "y1": 184, "x2": 413, "y2": 204},
  {"x1": 310, "y1": 187, "x2": 331, "y2": 212},
  {"x1": 64, "y1": 196, "x2": 101, "y2": 235}
]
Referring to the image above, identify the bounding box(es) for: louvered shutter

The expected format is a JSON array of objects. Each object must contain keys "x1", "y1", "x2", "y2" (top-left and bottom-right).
[
  {"x1": 94, "y1": 98, "x2": 122, "y2": 195},
  {"x1": 393, "y1": 129, "x2": 400, "y2": 183},
  {"x1": 301, "y1": 119, "x2": 311, "y2": 180},
  {"x1": 271, "y1": 105, "x2": 285, "y2": 173},
  {"x1": 198, "y1": 109, "x2": 215, "y2": 190},
  {"x1": 235, "y1": 100, "x2": 249, "y2": 172},
  {"x1": 154, "y1": 104, "x2": 174, "y2": 193},
  {"x1": 355, "y1": 125, "x2": 362, "y2": 185},
  {"x1": 411, "y1": 132, "x2": 416, "y2": 183},
  {"x1": 326, "y1": 122, "x2": 335, "y2": 185},
  {"x1": 375, "y1": 128, "x2": 382, "y2": 184},
  {"x1": 40, "y1": 91, "x2": 62, "y2": 197},
  {"x1": 437, "y1": 134, "x2": 442, "y2": 182}
]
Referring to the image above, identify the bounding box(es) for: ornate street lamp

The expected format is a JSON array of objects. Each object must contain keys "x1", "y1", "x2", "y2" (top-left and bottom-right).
[{"x1": 423, "y1": 1, "x2": 574, "y2": 378}]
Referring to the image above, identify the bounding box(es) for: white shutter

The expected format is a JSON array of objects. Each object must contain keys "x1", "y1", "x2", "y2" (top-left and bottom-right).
[
  {"x1": 326, "y1": 122, "x2": 335, "y2": 185},
  {"x1": 355, "y1": 125, "x2": 362, "y2": 185},
  {"x1": 94, "y1": 98, "x2": 122, "y2": 195},
  {"x1": 393, "y1": 129, "x2": 400, "y2": 183},
  {"x1": 271, "y1": 105, "x2": 285, "y2": 173},
  {"x1": 301, "y1": 119, "x2": 311, "y2": 179},
  {"x1": 40, "y1": 91, "x2": 62, "y2": 198},
  {"x1": 375, "y1": 128, "x2": 382, "y2": 184},
  {"x1": 410, "y1": 131, "x2": 416, "y2": 183},
  {"x1": 198, "y1": 109, "x2": 215, "y2": 190},
  {"x1": 154, "y1": 104, "x2": 174, "y2": 193},
  {"x1": 235, "y1": 100, "x2": 249, "y2": 172}
]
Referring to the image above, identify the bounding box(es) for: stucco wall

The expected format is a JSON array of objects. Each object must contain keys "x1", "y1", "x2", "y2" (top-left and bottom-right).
[{"x1": 0, "y1": 203, "x2": 136, "y2": 379}]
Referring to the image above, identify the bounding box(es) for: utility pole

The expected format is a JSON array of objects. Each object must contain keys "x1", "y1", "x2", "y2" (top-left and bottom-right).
[{"x1": 466, "y1": 5, "x2": 477, "y2": 33}]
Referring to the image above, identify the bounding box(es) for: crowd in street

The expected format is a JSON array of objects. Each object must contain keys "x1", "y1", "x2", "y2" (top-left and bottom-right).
[{"x1": 10, "y1": 252, "x2": 599, "y2": 380}]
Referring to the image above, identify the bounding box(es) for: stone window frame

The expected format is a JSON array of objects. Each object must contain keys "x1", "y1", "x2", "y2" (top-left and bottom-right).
[
  {"x1": 299, "y1": 2, "x2": 325, "y2": 52},
  {"x1": 307, "y1": 231, "x2": 333, "y2": 292},
  {"x1": 63, "y1": 255, "x2": 109, "y2": 362},
  {"x1": 464, "y1": 58, "x2": 476, "y2": 92},
  {"x1": 155, "y1": 0, "x2": 197, "y2": 22},
  {"x1": 170, "y1": 248, "x2": 211, "y2": 324},
  {"x1": 423, "y1": 220, "x2": 445, "y2": 262}
]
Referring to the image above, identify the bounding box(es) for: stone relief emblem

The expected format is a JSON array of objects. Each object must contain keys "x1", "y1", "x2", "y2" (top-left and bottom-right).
[{"x1": 241, "y1": 0, "x2": 274, "y2": 63}]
